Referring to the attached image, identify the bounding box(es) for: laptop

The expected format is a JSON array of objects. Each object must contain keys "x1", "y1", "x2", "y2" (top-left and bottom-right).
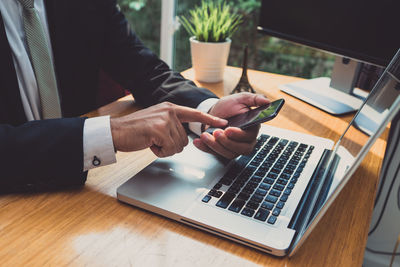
[{"x1": 117, "y1": 49, "x2": 400, "y2": 256}]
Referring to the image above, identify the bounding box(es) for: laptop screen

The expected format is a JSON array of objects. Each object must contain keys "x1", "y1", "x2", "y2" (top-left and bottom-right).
[
  {"x1": 321, "y1": 50, "x2": 400, "y2": 209},
  {"x1": 290, "y1": 49, "x2": 400, "y2": 256},
  {"x1": 334, "y1": 51, "x2": 400, "y2": 179}
]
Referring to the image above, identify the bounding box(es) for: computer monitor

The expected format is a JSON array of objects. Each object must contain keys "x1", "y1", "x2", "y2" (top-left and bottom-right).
[{"x1": 257, "y1": 0, "x2": 400, "y2": 115}]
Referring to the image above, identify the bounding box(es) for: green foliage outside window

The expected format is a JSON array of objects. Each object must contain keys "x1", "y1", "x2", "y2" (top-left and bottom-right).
[
  {"x1": 179, "y1": 1, "x2": 243, "y2": 43},
  {"x1": 117, "y1": 0, "x2": 161, "y2": 55},
  {"x1": 117, "y1": 0, "x2": 335, "y2": 79}
]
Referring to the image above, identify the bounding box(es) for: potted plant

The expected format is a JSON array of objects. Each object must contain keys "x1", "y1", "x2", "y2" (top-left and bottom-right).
[{"x1": 180, "y1": 0, "x2": 243, "y2": 83}]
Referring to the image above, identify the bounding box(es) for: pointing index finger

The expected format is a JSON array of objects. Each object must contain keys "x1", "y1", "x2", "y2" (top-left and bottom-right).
[{"x1": 175, "y1": 105, "x2": 227, "y2": 127}]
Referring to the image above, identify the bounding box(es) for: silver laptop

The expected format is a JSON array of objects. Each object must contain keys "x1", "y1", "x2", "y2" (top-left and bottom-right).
[{"x1": 117, "y1": 49, "x2": 400, "y2": 256}]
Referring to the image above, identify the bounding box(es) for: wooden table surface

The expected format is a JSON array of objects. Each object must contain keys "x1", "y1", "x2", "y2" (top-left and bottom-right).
[{"x1": 0, "y1": 67, "x2": 387, "y2": 266}]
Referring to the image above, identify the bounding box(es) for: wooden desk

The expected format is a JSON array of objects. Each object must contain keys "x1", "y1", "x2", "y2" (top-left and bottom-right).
[{"x1": 0, "y1": 67, "x2": 387, "y2": 266}]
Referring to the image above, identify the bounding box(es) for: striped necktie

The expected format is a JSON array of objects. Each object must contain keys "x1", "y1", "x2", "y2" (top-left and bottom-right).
[{"x1": 17, "y1": 0, "x2": 62, "y2": 119}]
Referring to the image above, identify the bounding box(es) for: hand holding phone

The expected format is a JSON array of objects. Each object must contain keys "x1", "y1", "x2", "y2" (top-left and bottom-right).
[{"x1": 205, "y1": 98, "x2": 285, "y2": 134}]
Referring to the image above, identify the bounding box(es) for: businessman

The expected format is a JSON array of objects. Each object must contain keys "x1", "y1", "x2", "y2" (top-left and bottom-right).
[{"x1": 0, "y1": 0, "x2": 269, "y2": 193}]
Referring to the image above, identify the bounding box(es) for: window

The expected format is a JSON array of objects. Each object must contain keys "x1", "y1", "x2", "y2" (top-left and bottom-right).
[{"x1": 118, "y1": 0, "x2": 334, "y2": 79}]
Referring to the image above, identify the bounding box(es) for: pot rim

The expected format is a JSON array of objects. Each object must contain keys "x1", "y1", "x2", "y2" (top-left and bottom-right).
[{"x1": 189, "y1": 36, "x2": 232, "y2": 44}]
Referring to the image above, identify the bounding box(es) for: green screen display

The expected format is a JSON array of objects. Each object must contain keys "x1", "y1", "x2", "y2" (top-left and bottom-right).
[{"x1": 227, "y1": 99, "x2": 284, "y2": 129}]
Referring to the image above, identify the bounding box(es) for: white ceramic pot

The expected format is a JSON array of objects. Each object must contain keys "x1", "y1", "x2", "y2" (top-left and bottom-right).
[{"x1": 190, "y1": 36, "x2": 231, "y2": 83}]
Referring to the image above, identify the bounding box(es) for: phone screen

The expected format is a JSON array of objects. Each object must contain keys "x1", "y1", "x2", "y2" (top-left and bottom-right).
[{"x1": 227, "y1": 98, "x2": 285, "y2": 129}]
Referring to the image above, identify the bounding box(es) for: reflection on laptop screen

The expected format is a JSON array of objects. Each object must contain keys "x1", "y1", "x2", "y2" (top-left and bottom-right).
[
  {"x1": 328, "y1": 53, "x2": 400, "y2": 200},
  {"x1": 290, "y1": 50, "x2": 400, "y2": 256},
  {"x1": 339, "y1": 64, "x2": 400, "y2": 158}
]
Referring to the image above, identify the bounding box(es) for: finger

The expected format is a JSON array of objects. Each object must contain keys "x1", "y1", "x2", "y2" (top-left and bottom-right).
[
  {"x1": 174, "y1": 105, "x2": 227, "y2": 127},
  {"x1": 234, "y1": 93, "x2": 270, "y2": 107},
  {"x1": 176, "y1": 122, "x2": 189, "y2": 148},
  {"x1": 214, "y1": 130, "x2": 257, "y2": 155},
  {"x1": 153, "y1": 129, "x2": 179, "y2": 157},
  {"x1": 200, "y1": 132, "x2": 237, "y2": 159},
  {"x1": 150, "y1": 144, "x2": 176, "y2": 158},
  {"x1": 193, "y1": 138, "x2": 217, "y2": 155},
  {"x1": 224, "y1": 124, "x2": 260, "y2": 142},
  {"x1": 171, "y1": 119, "x2": 189, "y2": 151},
  {"x1": 150, "y1": 145, "x2": 162, "y2": 157},
  {"x1": 167, "y1": 126, "x2": 184, "y2": 155}
]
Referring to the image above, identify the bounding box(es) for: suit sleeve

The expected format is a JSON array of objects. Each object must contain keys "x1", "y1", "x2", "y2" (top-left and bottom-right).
[
  {"x1": 0, "y1": 117, "x2": 87, "y2": 193},
  {"x1": 99, "y1": 0, "x2": 218, "y2": 109}
]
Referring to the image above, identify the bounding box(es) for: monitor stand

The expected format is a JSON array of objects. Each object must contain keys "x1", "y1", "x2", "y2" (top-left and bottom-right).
[{"x1": 279, "y1": 57, "x2": 365, "y2": 115}]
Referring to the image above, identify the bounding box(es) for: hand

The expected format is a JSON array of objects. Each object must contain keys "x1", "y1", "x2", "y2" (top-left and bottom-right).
[
  {"x1": 193, "y1": 92, "x2": 270, "y2": 159},
  {"x1": 110, "y1": 102, "x2": 227, "y2": 157}
]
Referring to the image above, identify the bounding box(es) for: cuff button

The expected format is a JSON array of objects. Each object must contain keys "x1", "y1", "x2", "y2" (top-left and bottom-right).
[{"x1": 92, "y1": 156, "x2": 101, "y2": 166}]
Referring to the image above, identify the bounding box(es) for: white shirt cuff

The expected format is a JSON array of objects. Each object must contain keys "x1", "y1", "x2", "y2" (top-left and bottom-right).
[
  {"x1": 83, "y1": 115, "x2": 117, "y2": 171},
  {"x1": 188, "y1": 98, "x2": 219, "y2": 135}
]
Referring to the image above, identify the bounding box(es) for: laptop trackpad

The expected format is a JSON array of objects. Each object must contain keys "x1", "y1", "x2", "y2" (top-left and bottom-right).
[{"x1": 117, "y1": 141, "x2": 229, "y2": 215}]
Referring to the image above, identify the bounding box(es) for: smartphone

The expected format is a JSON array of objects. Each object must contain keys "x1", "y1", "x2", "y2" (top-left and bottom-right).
[{"x1": 205, "y1": 98, "x2": 285, "y2": 134}]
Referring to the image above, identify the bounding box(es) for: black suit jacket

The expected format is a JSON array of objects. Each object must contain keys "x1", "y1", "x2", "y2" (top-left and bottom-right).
[{"x1": 0, "y1": 0, "x2": 217, "y2": 193}]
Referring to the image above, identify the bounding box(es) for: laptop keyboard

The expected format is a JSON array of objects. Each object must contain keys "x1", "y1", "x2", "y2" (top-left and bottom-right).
[{"x1": 201, "y1": 134, "x2": 314, "y2": 225}]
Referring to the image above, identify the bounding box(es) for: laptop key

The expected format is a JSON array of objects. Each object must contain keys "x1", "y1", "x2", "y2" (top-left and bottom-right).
[
  {"x1": 289, "y1": 141, "x2": 298, "y2": 147},
  {"x1": 236, "y1": 155, "x2": 252, "y2": 168},
  {"x1": 267, "y1": 173, "x2": 278, "y2": 179},
  {"x1": 263, "y1": 178, "x2": 275, "y2": 185},
  {"x1": 276, "y1": 178, "x2": 288, "y2": 185},
  {"x1": 254, "y1": 208, "x2": 270, "y2": 222},
  {"x1": 237, "y1": 192, "x2": 251, "y2": 200},
  {"x1": 284, "y1": 189, "x2": 292, "y2": 195},
  {"x1": 255, "y1": 188, "x2": 268, "y2": 196},
  {"x1": 208, "y1": 189, "x2": 223, "y2": 198},
  {"x1": 250, "y1": 177, "x2": 262, "y2": 183},
  {"x1": 280, "y1": 194, "x2": 288, "y2": 202},
  {"x1": 213, "y1": 183, "x2": 222, "y2": 190},
  {"x1": 228, "y1": 199, "x2": 246, "y2": 213},
  {"x1": 249, "y1": 161, "x2": 260, "y2": 167},
  {"x1": 246, "y1": 201, "x2": 260, "y2": 210},
  {"x1": 270, "y1": 189, "x2": 281, "y2": 197},
  {"x1": 279, "y1": 173, "x2": 291, "y2": 179},
  {"x1": 265, "y1": 195, "x2": 278, "y2": 204},
  {"x1": 227, "y1": 187, "x2": 240, "y2": 194},
  {"x1": 242, "y1": 187, "x2": 255, "y2": 194},
  {"x1": 273, "y1": 184, "x2": 284, "y2": 191},
  {"x1": 250, "y1": 194, "x2": 264, "y2": 203},
  {"x1": 270, "y1": 168, "x2": 281, "y2": 174},
  {"x1": 202, "y1": 195, "x2": 211, "y2": 203},
  {"x1": 272, "y1": 208, "x2": 281, "y2": 216},
  {"x1": 267, "y1": 215, "x2": 277, "y2": 224},
  {"x1": 215, "y1": 191, "x2": 223, "y2": 198},
  {"x1": 247, "y1": 181, "x2": 259, "y2": 188},
  {"x1": 259, "y1": 183, "x2": 271, "y2": 190},
  {"x1": 276, "y1": 201, "x2": 285, "y2": 209},
  {"x1": 241, "y1": 208, "x2": 255, "y2": 217},
  {"x1": 261, "y1": 201, "x2": 274, "y2": 210},
  {"x1": 216, "y1": 192, "x2": 236, "y2": 208},
  {"x1": 219, "y1": 178, "x2": 233, "y2": 186}
]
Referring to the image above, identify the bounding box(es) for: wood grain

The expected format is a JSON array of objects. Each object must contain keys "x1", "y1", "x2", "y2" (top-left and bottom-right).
[{"x1": 0, "y1": 67, "x2": 387, "y2": 266}]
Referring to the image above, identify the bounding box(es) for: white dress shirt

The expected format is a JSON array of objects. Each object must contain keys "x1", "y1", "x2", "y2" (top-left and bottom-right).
[{"x1": 0, "y1": 0, "x2": 217, "y2": 172}]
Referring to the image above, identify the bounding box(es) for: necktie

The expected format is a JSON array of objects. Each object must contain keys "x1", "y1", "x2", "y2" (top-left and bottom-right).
[{"x1": 18, "y1": 0, "x2": 62, "y2": 119}]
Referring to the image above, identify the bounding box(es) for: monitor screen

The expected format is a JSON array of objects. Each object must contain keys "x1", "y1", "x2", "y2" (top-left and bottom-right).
[{"x1": 258, "y1": 0, "x2": 400, "y2": 67}]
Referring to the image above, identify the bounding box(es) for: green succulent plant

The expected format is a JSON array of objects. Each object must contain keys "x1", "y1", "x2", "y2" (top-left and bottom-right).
[{"x1": 179, "y1": 0, "x2": 243, "y2": 43}]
